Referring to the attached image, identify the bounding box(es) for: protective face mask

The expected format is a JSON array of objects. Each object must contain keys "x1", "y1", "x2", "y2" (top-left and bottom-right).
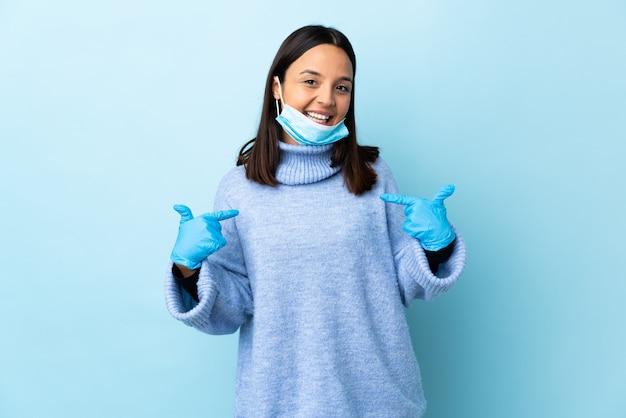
[{"x1": 274, "y1": 77, "x2": 349, "y2": 146}]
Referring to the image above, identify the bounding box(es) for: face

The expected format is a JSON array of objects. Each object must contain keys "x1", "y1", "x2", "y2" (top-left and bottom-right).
[{"x1": 273, "y1": 44, "x2": 353, "y2": 144}]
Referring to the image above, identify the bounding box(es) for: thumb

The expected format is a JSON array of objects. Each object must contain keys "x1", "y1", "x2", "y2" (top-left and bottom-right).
[
  {"x1": 432, "y1": 184, "x2": 455, "y2": 203},
  {"x1": 173, "y1": 204, "x2": 194, "y2": 224},
  {"x1": 202, "y1": 209, "x2": 240, "y2": 222},
  {"x1": 380, "y1": 193, "x2": 417, "y2": 206}
]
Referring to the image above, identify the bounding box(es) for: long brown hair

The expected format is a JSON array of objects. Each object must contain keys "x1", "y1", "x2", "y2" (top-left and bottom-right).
[{"x1": 237, "y1": 25, "x2": 379, "y2": 195}]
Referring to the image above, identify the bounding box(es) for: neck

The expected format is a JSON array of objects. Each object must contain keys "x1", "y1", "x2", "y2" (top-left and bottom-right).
[{"x1": 282, "y1": 133, "x2": 299, "y2": 145}]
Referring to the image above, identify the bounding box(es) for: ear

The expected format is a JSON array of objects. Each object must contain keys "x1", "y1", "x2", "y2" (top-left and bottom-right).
[{"x1": 272, "y1": 76, "x2": 280, "y2": 100}]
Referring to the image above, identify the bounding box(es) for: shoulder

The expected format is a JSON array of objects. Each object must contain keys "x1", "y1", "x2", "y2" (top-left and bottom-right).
[
  {"x1": 215, "y1": 164, "x2": 276, "y2": 203},
  {"x1": 214, "y1": 166, "x2": 249, "y2": 205},
  {"x1": 371, "y1": 157, "x2": 400, "y2": 194},
  {"x1": 217, "y1": 165, "x2": 247, "y2": 189},
  {"x1": 372, "y1": 157, "x2": 397, "y2": 183},
  {"x1": 372, "y1": 157, "x2": 393, "y2": 176}
]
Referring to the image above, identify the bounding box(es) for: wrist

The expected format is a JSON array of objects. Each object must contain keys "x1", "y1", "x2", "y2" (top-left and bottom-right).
[{"x1": 173, "y1": 263, "x2": 200, "y2": 278}]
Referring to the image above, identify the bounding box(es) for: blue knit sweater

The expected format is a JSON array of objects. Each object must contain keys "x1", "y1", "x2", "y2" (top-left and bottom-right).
[{"x1": 165, "y1": 141, "x2": 466, "y2": 417}]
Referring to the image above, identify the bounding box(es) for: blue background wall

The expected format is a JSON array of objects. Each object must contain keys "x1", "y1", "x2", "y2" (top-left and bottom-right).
[{"x1": 1, "y1": 1, "x2": 624, "y2": 417}]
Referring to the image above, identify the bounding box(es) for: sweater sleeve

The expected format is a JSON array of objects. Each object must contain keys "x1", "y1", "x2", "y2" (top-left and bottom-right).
[
  {"x1": 378, "y1": 161, "x2": 466, "y2": 306},
  {"x1": 393, "y1": 225, "x2": 466, "y2": 305},
  {"x1": 164, "y1": 177, "x2": 253, "y2": 335},
  {"x1": 164, "y1": 256, "x2": 252, "y2": 335}
]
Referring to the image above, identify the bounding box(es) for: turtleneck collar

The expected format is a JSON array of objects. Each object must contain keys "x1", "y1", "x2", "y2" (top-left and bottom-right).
[{"x1": 275, "y1": 141, "x2": 341, "y2": 185}]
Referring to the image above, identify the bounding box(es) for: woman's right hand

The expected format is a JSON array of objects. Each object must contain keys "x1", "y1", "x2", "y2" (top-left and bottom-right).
[{"x1": 170, "y1": 204, "x2": 239, "y2": 270}]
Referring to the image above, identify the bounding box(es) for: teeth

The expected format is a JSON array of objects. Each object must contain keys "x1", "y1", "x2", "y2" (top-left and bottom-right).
[{"x1": 306, "y1": 111, "x2": 330, "y2": 122}]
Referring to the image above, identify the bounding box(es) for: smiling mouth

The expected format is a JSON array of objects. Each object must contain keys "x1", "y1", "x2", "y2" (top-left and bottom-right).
[{"x1": 305, "y1": 111, "x2": 331, "y2": 124}]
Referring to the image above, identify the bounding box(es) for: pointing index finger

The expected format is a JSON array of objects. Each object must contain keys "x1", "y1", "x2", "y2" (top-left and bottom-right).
[
  {"x1": 202, "y1": 209, "x2": 239, "y2": 222},
  {"x1": 380, "y1": 193, "x2": 418, "y2": 206}
]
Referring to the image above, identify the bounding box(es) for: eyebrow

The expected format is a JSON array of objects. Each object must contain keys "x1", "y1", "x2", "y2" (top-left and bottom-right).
[{"x1": 299, "y1": 69, "x2": 353, "y2": 84}]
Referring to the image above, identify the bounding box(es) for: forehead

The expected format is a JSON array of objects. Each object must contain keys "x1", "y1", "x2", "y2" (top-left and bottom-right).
[{"x1": 287, "y1": 44, "x2": 353, "y2": 78}]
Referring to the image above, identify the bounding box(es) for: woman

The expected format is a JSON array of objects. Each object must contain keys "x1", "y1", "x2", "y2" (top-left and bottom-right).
[{"x1": 166, "y1": 25, "x2": 466, "y2": 417}]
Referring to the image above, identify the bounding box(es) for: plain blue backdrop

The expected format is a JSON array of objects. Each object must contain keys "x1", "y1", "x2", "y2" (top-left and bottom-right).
[{"x1": 1, "y1": 1, "x2": 625, "y2": 417}]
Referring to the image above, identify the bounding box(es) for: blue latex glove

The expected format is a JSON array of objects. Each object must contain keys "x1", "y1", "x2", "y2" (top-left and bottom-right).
[
  {"x1": 170, "y1": 204, "x2": 239, "y2": 269},
  {"x1": 380, "y1": 184, "x2": 456, "y2": 251}
]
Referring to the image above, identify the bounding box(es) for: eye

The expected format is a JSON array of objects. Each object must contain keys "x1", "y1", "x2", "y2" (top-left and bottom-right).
[
  {"x1": 336, "y1": 85, "x2": 351, "y2": 93},
  {"x1": 304, "y1": 79, "x2": 317, "y2": 85}
]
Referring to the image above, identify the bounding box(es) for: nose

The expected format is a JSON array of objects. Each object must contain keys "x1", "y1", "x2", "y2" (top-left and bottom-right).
[{"x1": 316, "y1": 85, "x2": 335, "y2": 107}]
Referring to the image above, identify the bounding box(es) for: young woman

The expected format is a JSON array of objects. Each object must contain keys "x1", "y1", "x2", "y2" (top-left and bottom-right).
[{"x1": 166, "y1": 25, "x2": 466, "y2": 417}]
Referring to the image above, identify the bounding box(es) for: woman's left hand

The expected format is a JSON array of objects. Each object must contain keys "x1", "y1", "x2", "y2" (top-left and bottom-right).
[{"x1": 381, "y1": 184, "x2": 456, "y2": 251}]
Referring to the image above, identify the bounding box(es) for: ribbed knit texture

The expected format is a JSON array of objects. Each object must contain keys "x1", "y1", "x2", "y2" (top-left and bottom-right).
[
  {"x1": 165, "y1": 142, "x2": 466, "y2": 418},
  {"x1": 275, "y1": 142, "x2": 340, "y2": 185}
]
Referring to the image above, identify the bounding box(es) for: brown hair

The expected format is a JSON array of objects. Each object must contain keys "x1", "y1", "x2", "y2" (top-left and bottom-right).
[{"x1": 237, "y1": 25, "x2": 379, "y2": 195}]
